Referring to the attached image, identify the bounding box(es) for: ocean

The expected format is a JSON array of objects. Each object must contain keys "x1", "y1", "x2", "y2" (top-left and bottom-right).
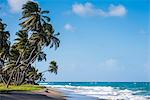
[{"x1": 39, "y1": 82, "x2": 150, "y2": 100}]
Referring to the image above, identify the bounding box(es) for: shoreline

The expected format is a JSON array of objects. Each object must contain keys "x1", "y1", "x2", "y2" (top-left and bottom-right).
[
  {"x1": 0, "y1": 87, "x2": 97, "y2": 100},
  {"x1": 46, "y1": 87, "x2": 99, "y2": 100}
]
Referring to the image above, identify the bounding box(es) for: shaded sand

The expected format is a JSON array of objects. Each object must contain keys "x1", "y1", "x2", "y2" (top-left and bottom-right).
[
  {"x1": 0, "y1": 88, "x2": 67, "y2": 100},
  {"x1": 33, "y1": 88, "x2": 67, "y2": 100}
]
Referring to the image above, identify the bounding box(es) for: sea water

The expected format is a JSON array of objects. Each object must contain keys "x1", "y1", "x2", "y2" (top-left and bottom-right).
[{"x1": 39, "y1": 82, "x2": 150, "y2": 100}]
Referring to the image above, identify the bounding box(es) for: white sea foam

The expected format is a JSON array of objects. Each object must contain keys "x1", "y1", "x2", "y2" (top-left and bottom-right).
[{"x1": 40, "y1": 84, "x2": 149, "y2": 100}]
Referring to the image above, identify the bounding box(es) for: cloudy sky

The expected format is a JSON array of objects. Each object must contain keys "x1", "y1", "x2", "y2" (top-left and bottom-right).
[{"x1": 0, "y1": 0, "x2": 149, "y2": 82}]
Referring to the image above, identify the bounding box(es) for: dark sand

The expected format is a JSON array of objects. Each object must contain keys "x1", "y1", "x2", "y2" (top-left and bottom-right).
[{"x1": 0, "y1": 88, "x2": 66, "y2": 100}]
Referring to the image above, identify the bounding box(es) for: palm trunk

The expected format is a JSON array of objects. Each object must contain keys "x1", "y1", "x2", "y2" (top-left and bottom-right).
[
  {"x1": 6, "y1": 47, "x2": 36, "y2": 88},
  {"x1": 7, "y1": 45, "x2": 45, "y2": 87},
  {"x1": 6, "y1": 63, "x2": 22, "y2": 88},
  {"x1": 25, "y1": 48, "x2": 36, "y2": 63},
  {"x1": 16, "y1": 72, "x2": 20, "y2": 86},
  {"x1": 18, "y1": 46, "x2": 45, "y2": 85},
  {"x1": 0, "y1": 74, "x2": 6, "y2": 85}
]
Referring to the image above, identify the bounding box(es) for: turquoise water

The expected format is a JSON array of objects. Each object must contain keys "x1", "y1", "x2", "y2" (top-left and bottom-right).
[{"x1": 39, "y1": 82, "x2": 150, "y2": 99}]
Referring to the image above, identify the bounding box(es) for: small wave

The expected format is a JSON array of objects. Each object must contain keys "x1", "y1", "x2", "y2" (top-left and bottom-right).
[{"x1": 38, "y1": 82, "x2": 48, "y2": 85}]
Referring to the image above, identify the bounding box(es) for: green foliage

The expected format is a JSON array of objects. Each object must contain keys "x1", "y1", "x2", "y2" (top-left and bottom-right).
[
  {"x1": 0, "y1": 1, "x2": 60, "y2": 87},
  {"x1": 0, "y1": 19, "x2": 10, "y2": 60},
  {"x1": 49, "y1": 61, "x2": 58, "y2": 75}
]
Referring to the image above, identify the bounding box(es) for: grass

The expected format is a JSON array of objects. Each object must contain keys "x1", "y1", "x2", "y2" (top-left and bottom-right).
[{"x1": 0, "y1": 84, "x2": 45, "y2": 92}]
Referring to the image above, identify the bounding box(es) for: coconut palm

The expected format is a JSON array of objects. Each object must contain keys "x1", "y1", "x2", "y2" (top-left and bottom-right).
[
  {"x1": 20, "y1": 1, "x2": 50, "y2": 32},
  {"x1": 48, "y1": 61, "x2": 58, "y2": 75},
  {"x1": 0, "y1": 19, "x2": 10, "y2": 85},
  {"x1": 19, "y1": 1, "x2": 60, "y2": 63},
  {"x1": 0, "y1": 19, "x2": 10, "y2": 60},
  {"x1": 40, "y1": 61, "x2": 58, "y2": 75},
  {"x1": 0, "y1": 1, "x2": 60, "y2": 87},
  {"x1": 20, "y1": 1, "x2": 60, "y2": 49}
]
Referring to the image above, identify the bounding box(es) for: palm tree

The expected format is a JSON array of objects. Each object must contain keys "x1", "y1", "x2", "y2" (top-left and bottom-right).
[
  {"x1": 0, "y1": 19, "x2": 10, "y2": 85},
  {"x1": 20, "y1": 1, "x2": 60, "y2": 49},
  {"x1": 41, "y1": 61, "x2": 58, "y2": 75},
  {"x1": 37, "y1": 61, "x2": 58, "y2": 82},
  {"x1": 20, "y1": 1, "x2": 50, "y2": 32},
  {"x1": 0, "y1": 19, "x2": 10, "y2": 60},
  {"x1": 18, "y1": 1, "x2": 60, "y2": 74},
  {"x1": 14, "y1": 30, "x2": 29, "y2": 52},
  {"x1": 48, "y1": 61, "x2": 58, "y2": 75},
  {"x1": 2, "y1": 1, "x2": 60, "y2": 87}
]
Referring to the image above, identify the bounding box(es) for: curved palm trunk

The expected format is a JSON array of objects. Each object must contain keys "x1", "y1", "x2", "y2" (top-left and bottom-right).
[
  {"x1": 6, "y1": 47, "x2": 36, "y2": 87},
  {"x1": 18, "y1": 45, "x2": 45, "y2": 85},
  {"x1": 6, "y1": 62, "x2": 23, "y2": 87},
  {"x1": 6, "y1": 50, "x2": 25, "y2": 88},
  {"x1": 0, "y1": 74, "x2": 6, "y2": 85},
  {"x1": 6, "y1": 68, "x2": 15, "y2": 87}
]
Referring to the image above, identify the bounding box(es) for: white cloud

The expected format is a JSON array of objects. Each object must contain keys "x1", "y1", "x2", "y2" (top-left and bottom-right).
[
  {"x1": 107, "y1": 4, "x2": 126, "y2": 16},
  {"x1": 64, "y1": 23, "x2": 75, "y2": 32},
  {"x1": 72, "y1": 2, "x2": 127, "y2": 17},
  {"x1": 72, "y1": 2, "x2": 96, "y2": 16},
  {"x1": 7, "y1": 0, "x2": 33, "y2": 13}
]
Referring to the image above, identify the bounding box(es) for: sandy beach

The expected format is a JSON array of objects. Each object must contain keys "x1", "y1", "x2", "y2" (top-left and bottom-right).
[{"x1": 0, "y1": 88, "x2": 66, "y2": 100}]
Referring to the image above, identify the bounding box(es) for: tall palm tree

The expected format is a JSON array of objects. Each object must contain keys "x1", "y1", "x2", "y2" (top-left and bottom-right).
[
  {"x1": 0, "y1": 19, "x2": 10, "y2": 60},
  {"x1": 20, "y1": 1, "x2": 60, "y2": 49},
  {"x1": 0, "y1": 19, "x2": 10, "y2": 85},
  {"x1": 20, "y1": 1, "x2": 50, "y2": 32},
  {"x1": 5, "y1": 1, "x2": 60, "y2": 87}
]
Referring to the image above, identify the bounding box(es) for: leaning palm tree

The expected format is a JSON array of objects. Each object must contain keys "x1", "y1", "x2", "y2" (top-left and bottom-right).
[
  {"x1": 20, "y1": 1, "x2": 60, "y2": 49},
  {"x1": 3, "y1": 1, "x2": 60, "y2": 87},
  {"x1": 48, "y1": 61, "x2": 58, "y2": 75},
  {"x1": 0, "y1": 19, "x2": 10, "y2": 60},
  {"x1": 37, "y1": 61, "x2": 58, "y2": 83},
  {"x1": 20, "y1": 1, "x2": 50, "y2": 32},
  {"x1": 41, "y1": 61, "x2": 58, "y2": 75},
  {"x1": 0, "y1": 19, "x2": 10, "y2": 85}
]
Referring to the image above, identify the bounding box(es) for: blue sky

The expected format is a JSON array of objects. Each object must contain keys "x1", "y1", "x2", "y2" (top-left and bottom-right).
[{"x1": 0, "y1": 0, "x2": 149, "y2": 82}]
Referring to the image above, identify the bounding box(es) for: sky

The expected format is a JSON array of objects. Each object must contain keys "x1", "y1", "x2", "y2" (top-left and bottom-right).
[{"x1": 0, "y1": 0, "x2": 149, "y2": 82}]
